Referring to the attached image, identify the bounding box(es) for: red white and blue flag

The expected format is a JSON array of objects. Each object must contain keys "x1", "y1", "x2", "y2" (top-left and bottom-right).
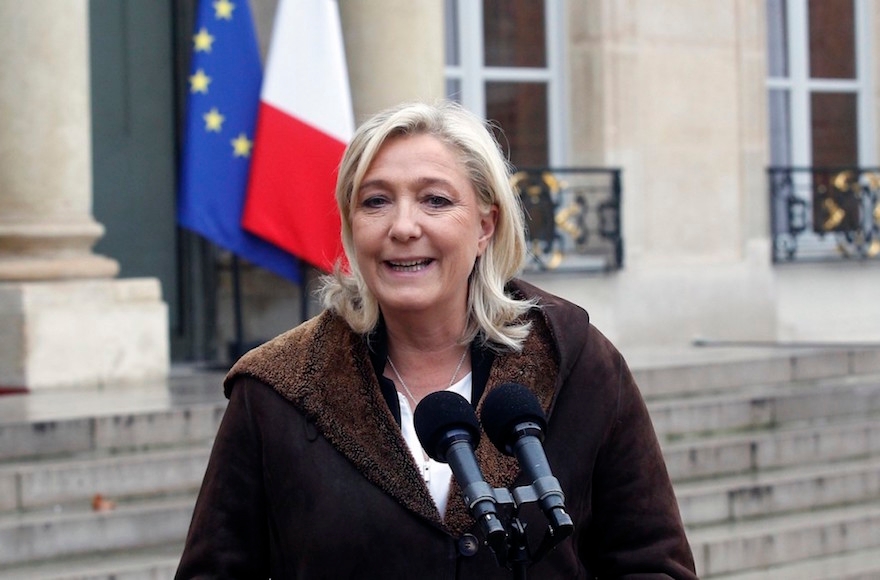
[
  {"x1": 178, "y1": 0, "x2": 353, "y2": 280},
  {"x1": 243, "y1": 0, "x2": 354, "y2": 273}
]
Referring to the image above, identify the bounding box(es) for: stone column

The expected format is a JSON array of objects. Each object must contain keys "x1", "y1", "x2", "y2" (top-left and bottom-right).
[
  {"x1": 556, "y1": 1, "x2": 778, "y2": 347},
  {"x1": 0, "y1": 1, "x2": 168, "y2": 390},
  {"x1": 338, "y1": 0, "x2": 445, "y2": 122}
]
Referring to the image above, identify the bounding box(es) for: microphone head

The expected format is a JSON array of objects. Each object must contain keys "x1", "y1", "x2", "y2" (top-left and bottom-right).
[
  {"x1": 413, "y1": 391, "x2": 481, "y2": 462},
  {"x1": 481, "y1": 382, "x2": 547, "y2": 456}
]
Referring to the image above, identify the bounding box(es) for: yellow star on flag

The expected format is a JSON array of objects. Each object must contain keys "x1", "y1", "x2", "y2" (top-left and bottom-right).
[
  {"x1": 193, "y1": 27, "x2": 215, "y2": 52},
  {"x1": 203, "y1": 108, "x2": 225, "y2": 132},
  {"x1": 189, "y1": 69, "x2": 211, "y2": 94},
  {"x1": 213, "y1": 0, "x2": 235, "y2": 20},
  {"x1": 231, "y1": 133, "x2": 253, "y2": 157}
]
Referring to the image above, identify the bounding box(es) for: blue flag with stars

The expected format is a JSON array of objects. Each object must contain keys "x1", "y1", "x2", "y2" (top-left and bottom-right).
[{"x1": 178, "y1": 0, "x2": 300, "y2": 282}]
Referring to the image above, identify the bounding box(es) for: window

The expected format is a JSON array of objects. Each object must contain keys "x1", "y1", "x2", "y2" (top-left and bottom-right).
[
  {"x1": 766, "y1": 0, "x2": 875, "y2": 167},
  {"x1": 766, "y1": 0, "x2": 879, "y2": 260},
  {"x1": 444, "y1": 0, "x2": 565, "y2": 168}
]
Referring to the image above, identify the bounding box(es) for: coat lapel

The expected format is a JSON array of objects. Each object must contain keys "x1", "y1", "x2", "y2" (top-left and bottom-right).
[
  {"x1": 227, "y1": 307, "x2": 559, "y2": 537},
  {"x1": 443, "y1": 313, "x2": 559, "y2": 535}
]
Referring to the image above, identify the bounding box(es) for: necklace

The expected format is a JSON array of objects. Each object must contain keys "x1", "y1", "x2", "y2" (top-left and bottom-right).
[
  {"x1": 387, "y1": 348, "x2": 468, "y2": 409},
  {"x1": 387, "y1": 348, "x2": 468, "y2": 487}
]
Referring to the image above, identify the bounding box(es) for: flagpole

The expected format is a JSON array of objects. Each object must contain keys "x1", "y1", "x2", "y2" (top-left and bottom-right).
[
  {"x1": 299, "y1": 260, "x2": 309, "y2": 323},
  {"x1": 230, "y1": 254, "x2": 245, "y2": 362}
]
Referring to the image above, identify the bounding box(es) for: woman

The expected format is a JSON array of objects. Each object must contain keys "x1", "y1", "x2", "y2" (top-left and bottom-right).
[{"x1": 176, "y1": 101, "x2": 697, "y2": 578}]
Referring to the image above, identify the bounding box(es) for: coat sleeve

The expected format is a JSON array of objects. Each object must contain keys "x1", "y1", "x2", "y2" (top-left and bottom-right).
[
  {"x1": 579, "y1": 347, "x2": 698, "y2": 579},
  {"x1": 175, "y1": 380, "x2": 271, "y2": 579}
]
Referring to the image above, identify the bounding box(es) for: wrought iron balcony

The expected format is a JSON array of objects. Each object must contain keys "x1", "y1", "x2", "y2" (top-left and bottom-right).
[
  {"x1": 512, "y1": 167, "x2": 622, "y2": 273},
  {"x1": 769, "y1": 166, "x2": 880, "y2": 262}
]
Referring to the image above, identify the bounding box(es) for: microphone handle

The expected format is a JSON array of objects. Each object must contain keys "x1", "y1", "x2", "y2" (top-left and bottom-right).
[
  {"x1": 445, "y1": 438, "x2": 507, "y2": 543},
  {"x1": 513, "y1": 435, "x2": 573, "y2": 532}
]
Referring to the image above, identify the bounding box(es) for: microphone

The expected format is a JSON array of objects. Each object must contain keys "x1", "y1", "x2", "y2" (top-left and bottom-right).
[
  {"x1": 481, "y1": 383, "x2": 573, "y2": 535},
  {"x1": 414, "y1": 391, "x2": 506, "y2": 548}
]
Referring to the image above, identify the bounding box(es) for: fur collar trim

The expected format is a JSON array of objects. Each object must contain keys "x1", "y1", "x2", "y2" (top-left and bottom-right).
[{"x1": 225, "y1": 307, "x2": 559, "y2": 537}]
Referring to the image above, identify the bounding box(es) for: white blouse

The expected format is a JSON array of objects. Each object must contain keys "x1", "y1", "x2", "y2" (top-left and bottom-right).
[{"x1": 396, "y1": 373, "x2": 473, "y2": 518}]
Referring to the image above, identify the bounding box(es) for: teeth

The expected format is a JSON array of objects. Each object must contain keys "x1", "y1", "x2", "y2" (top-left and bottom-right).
[{"x1": 389, "y1": 259, "x2": 430, "y2": 270}]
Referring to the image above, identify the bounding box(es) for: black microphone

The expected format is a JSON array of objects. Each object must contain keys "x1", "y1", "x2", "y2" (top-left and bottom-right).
[
  {"x1": 414, "y1": 391, "x2": 506, "y2": 547},
  {"x1": 481, "y1": 383, "x2": 573, "y2": 534}
]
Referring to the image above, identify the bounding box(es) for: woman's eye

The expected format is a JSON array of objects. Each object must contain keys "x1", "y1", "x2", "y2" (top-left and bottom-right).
[
  {"x1": 361, "y1": 195, "x2": 388, "y2": 209},
  {"x1": 425, "y1": 194, "x2": 452, "y2": 208}
]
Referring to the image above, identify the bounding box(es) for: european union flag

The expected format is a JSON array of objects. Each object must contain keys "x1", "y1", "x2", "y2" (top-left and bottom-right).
[{"x1": 178, "y1": 0, "x2": 300, "y2": 282}]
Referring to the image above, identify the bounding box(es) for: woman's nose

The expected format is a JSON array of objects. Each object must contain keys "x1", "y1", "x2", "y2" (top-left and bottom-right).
[{"x1": 388, "y1": 203, "x2": 421, "y2": 240}]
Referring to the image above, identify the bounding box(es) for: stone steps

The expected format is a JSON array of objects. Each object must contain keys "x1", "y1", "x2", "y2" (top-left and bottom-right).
[
  {"x1": 688, "y1": 500, "x2": 880, "y2": 577},
  {"x1": 0, "y1": 445, "x2": 212, "y2": 514},
  {"x1": 0, "y1": 416, "x2": 217, "y2": 575},
  {"x1": 0, "y1": 543, "x2": 181, "y2": 580},
  {"x1": 706, "y1": 546, "x2": 880, "y2": 580},
  {"x1": 2, "y1": 350, "x2": 880, "y2": 577},
  {"x1": 630, "y1": 347, "x2": 880, "y2": 398},
  {"x1": 663, "y1": 416, "x2": 880, "y2": 481},
  {"x1": 0, "y1": 400, "x2": 226, "y2": 463},
  {"x1": 676, "y1": 455, "x2": 880, "y2": 526},
  {"x1": 645, "y1": 348, "x2": 880, "y2": 578},
  {"x1": 0, "y1": 495, "x2": 196, "y2": 569},
  {"x1": 0, "y1": 368, "x2": 226, "y2": 575},
  {"x1": 649, "y1": 373, "x2": 880, "y2": 440}
]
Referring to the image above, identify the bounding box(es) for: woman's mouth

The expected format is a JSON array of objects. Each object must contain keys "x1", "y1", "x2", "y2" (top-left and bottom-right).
[{"x1": 386, "y1": 259, "x2": 433, "y2": 272}]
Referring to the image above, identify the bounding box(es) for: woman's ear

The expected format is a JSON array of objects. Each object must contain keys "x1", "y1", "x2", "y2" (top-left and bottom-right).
[{"x1": 477, "y1": 204, "x2": 499, "y2": 256}]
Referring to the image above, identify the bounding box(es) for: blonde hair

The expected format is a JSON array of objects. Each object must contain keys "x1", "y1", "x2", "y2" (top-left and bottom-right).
[{"x1": 320, "y1": 100, "x2": 534, "y2": 351}]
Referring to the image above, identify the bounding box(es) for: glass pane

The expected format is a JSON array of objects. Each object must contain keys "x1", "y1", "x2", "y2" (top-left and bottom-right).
[
  {"x1": 444, "y1": 0, "x2": 460, "y2": 66},
  {"x1": 766, "y1": 0, "x2": 788, "y2": 77},
  {"x1": 768, "y1": 89, "x2": 791, "y2": 166},
  {"x1": 808, "y1": 0, "x2": 855, "y2": 79},
  {"x1": 446, "y1": 78, "x2": 462, "y2": 102},
  {"x1": 811, "y1": 92, "x2": 858, "y2": 166},
  {"x1": 483, "y1": 0, "x2": 546, "y2": 68},
  {"x1": 485, "y1": 81, "x2": 548, "y2": 167}
]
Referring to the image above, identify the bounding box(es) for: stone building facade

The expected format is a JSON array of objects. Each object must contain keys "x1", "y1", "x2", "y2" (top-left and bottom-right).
[{"x1": 2, "y1": 0, "x2": 878, "y2": 388}]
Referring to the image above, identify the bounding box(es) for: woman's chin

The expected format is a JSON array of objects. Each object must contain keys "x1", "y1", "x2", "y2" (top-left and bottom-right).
[{"x1": 379, "y1": 296, "x2": 436, "y2": 315}]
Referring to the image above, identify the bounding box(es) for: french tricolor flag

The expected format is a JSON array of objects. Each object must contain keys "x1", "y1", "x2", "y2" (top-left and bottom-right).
[{"x1": 243, "y1": 0, "x2": 354, "y2": 273}]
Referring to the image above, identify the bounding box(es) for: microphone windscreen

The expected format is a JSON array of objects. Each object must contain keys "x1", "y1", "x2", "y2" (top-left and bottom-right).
[
  {"x1": 414, "y1": 391, "x2": 481, "y2": 461},
  {"x1": 481, "y1": 382, "x2": 547, "y2": 455}
]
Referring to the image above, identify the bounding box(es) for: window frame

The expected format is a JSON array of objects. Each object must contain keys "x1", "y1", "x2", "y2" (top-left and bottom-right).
[
  {"x1": 444, "y1": 0, "x2": 568, "y2": 166},
  {"x1": 766, "y1": 0, "x2": 876, "y2": 167}
]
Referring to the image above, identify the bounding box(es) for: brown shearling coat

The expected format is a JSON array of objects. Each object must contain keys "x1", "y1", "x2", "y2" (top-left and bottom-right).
[{"x1": 176, "y1": 280, "x2": 697, "y2": 579}]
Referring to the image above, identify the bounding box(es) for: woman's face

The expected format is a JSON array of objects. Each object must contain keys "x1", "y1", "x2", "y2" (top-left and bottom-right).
[{"x1": 351, "y1": 133, "x2": 497, "y2": 320}]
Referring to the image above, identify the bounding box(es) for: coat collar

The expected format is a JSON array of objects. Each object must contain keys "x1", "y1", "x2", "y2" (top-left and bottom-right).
[
  {"x1": 225, "y1": 288, "x2": 560, "y2": 537},
  {"x1": 364, "y1": 317, "x2": 496, "y2": 427}
]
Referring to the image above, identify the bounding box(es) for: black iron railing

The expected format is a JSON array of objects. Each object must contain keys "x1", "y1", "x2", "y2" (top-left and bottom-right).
[
  {"x1": 769, "y1": 167, "x2": 880, "y2": 262},
  {"x1": 512, "y1": 167, "x2": 623, "y2": 272}
]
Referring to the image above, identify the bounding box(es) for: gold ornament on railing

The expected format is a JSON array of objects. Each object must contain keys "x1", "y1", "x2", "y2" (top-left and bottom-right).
[
  {"x1": 832, "y1": 170, "x2": 857, "y2": 193},
  {"x1": 509, "y1": 168, "x2": 622, "y2": 271},
  {"x1": 555, "y1": 202, "x2": 584, "y2": 240},
  {"x1": 822, "y1": 198, "x2": 845, "y2": 231},
  {"x1": 863, "y1": 172, "x2": 880, "y2": 190}
]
